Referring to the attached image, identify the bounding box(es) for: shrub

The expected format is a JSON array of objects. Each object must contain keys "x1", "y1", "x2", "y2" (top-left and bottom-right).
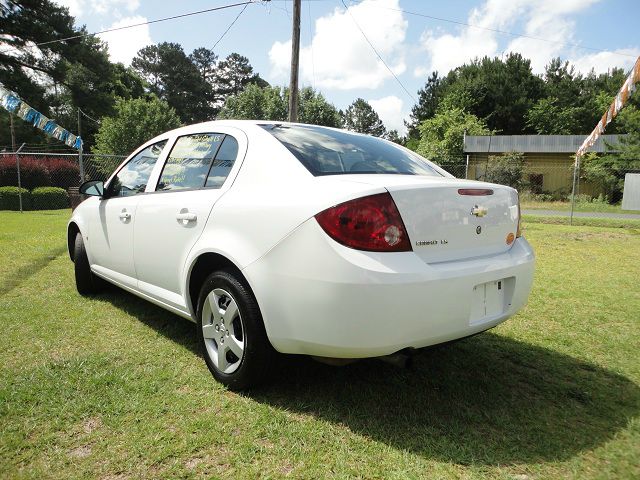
[
  {"x1": 520, "y1": 191, "x2": 555, "y2": 203},
  {"x1": 0, "y1": 186, "x2": 31, "y2": 210},
  {"x1": 573, "y1": 193, "x2": 610, "y2": 205},
  {"x1": 484, "y1": 151, "x2": 526, "y2": 190},
  {"x1": 46, "y1": 159, "x2": 80, "y2": 189},
  {"x1": 31, "y1": 187, "x2": 69, "y2": 210},
  {"x1": 0, "y1": 156, "x2": 51, "y2": 190}
]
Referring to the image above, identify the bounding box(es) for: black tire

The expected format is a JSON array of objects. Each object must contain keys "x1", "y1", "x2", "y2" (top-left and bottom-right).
[
  {"x1": 197, "y1": 270, "x2": 276, "y2": 390},
  {"x1": 73, "y1": 232, "x2": 104, "y2": 295}
]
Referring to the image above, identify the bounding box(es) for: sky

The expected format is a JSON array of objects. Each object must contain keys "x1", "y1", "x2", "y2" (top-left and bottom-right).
[{"x1": 54, "y1": 0, "x2": 640, "y2": 134}]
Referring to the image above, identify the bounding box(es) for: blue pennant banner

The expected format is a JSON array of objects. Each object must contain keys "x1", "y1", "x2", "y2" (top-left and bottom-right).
[{"x1": 0, "y1": 84, "x2": 83, "y2": 150}]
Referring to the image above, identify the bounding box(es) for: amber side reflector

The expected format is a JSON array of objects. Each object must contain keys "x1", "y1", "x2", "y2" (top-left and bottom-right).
[
  {"x1": 458, "y1": 188, "x2": 494, "y2": 196},
  {"x1": 506, "y1": 232, "x2": 515, "y2": 245}
]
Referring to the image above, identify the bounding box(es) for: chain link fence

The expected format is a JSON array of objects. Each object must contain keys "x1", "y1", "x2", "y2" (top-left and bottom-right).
[
  {"x1": 445, "y1": 155, "x2": 640, "y2": 215},
  {"x1": 0, "y1": 151, "x2": 125, "y2": 211},
  {"x1": 1, "y1": 149, "x2": 638, "y2": 215}
]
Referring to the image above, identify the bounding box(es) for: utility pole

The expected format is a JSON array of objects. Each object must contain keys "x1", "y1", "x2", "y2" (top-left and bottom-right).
[{"x1": 288, "y1": 0, "x2": 301, "y2": 122}]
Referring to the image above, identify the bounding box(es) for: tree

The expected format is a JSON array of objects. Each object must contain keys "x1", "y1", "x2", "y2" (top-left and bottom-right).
[
  {"x1": 0, "y1": 0, "x2": 136, "y2": 147},
  {"x1": 218, "y1": 84, "x2": 287, "y2": 121},
  {"x1": 543, "y1": 58, "x2": 582, "y2": 105},
  {"x1": 484, "y1": 152, "x2": 527, "y2": 190},
  {"x1": 218, "y1": 85, "x2": 341, "y2": 127},
  {"x1": 132, "y1": 43, "x2": 215, "y2": 123},
  {"x1": 442, "y1": 53, "x2": 544, "y2": 134},
  {"x1": 93, "y1": 97, "x2": 181, "y2": 156},
  {"x1": 110, "y1": 64, "x2": 146, "y2": 100},
  {"x1": 189, "y1": 47, "x2": 218, "y2": 83},
  {"x1": 527, "y1": 59, "x2": 637, "y2": 135},
  {"x1": 528, "y1": 58, "x2": 603, "y2": 134},
  {"x1": 385, "y1": 130, "x2": 403, "y2": 145},
  {"x1": 417, "y1": 107, "x2": 490, "y2": 174},
  {"x1": 343, "y1": 98, "x2": 386, "y2": 137},
  {"x1": 406, "y1": 71, "x2": 446, "y2": 138},
  {"x1": 297, "y1": 88, "x2": 341, "y2": 127},
  {"x1": 525, "y1": 97, "x2": 581, "y2": 135},
  {"x1": 212, "y1": 53, "x2": 256, "y2": 99},
  {"x1": 581, "y1": 106, "x2": 640, "y2": 203},
  {"x1": 581, "y1": 67, "x2": 638, "y2": 134}
]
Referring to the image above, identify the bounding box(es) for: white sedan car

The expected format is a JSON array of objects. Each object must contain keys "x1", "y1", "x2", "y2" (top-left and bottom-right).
[{"x1": 70, "y1": 120, "x2": 534, "y2": 390}]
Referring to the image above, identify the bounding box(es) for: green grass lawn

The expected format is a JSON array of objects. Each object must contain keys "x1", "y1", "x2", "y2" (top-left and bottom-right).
[
  {"x1": 521, "y1": 200, "x2": 640, "y2": 215},
  {"x1": 1, "y1": 210, "x2": 639, "y2": 479},
  {"x1": 523, "y1": 214, "x2": 640, "y2": 229}
]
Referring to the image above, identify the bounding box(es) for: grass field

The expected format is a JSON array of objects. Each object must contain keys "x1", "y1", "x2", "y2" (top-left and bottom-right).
[
  {"x1": 521, "y1": 199, "x2": 640, "y2": 215},
  {"x1": 522, "y1": 214, "x2": 640, "y2": 229},
  {"x1": 1, "y1": 210, "x2": 639, "y2": 479}
]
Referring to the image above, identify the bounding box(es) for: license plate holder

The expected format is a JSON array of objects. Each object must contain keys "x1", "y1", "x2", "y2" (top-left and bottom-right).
[{"x1": 469, "y1": 279, "x2": 506, "y2": 325}]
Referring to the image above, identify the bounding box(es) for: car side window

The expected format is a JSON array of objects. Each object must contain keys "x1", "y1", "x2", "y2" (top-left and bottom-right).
[
  {"x1": 157, "y1": 134, "x2": 224, "y2": 191},
  {"x1": 108, "y1": 141, "x2": 167, "y2": 197},
  {"x1": 205, "y1": 135, "x2": 238, "y2": 189}
]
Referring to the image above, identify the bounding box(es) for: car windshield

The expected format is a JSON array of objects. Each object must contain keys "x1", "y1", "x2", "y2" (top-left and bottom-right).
[{"x1": 260, "y1": 124, "x2": 442, "y2": 177}]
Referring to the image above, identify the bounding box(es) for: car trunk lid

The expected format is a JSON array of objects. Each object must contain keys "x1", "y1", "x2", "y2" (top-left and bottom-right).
[{"x1": 325, "y1": 175, "x2": 519, "y2": 263}]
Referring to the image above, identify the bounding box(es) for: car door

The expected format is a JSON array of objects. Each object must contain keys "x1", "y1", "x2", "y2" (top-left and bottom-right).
[
  {"x1": 133, "y1": 131, "x2": 244, "y2": 311},
  {"x1": 88, "y1": 140, "x2": 167, "y2": 288}
]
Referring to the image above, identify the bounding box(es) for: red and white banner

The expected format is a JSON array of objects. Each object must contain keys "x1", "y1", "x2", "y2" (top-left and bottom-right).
[{"x1": 576, "y1": 56, "x2": 640, "y2": 157}]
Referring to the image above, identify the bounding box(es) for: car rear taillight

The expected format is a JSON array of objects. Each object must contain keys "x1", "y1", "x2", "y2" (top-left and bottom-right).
[{"x1": 315, "y1": 192, "x2": 412, "y2": 252}]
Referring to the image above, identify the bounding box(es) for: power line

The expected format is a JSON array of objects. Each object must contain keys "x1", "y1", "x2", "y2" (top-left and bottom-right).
[
  {"x1": 78, "y1": 108, "x2": 101, "y2": 126},
  {"x1": 340, "y1": 0, "x2": 416, "y2": 103},
  {"x1": 212, "y1": 2, "x2": 250, "y2": 52},
  {"x1": 372, "y1": 5, "x2": 637, "y2": 59},
  {"x1": 0, "y1": 1, "x2": 259, "y2": 55},
  {"x1": 307, "y1": 0, "x2": 316, "y2": 89}
]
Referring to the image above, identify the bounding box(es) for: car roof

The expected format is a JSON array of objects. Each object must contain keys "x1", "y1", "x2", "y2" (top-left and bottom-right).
[{"x1": 156, "y1": 120, "x2": 348, "y2": 138}]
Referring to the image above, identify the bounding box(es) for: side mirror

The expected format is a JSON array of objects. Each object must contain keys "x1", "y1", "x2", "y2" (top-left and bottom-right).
[{"x1": 79, "y1": 180, "x2": 104, "y2": 197}]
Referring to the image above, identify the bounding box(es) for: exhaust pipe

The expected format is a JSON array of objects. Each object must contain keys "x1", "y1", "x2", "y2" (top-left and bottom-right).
[
  {"x1": 311, "y1": 349, "x2": 414, "y2": 368},
  {"x1": 378, "y1": 350, "x2": 413, "y2": 369},
  {"x1": 311, "y1": 356, "x2": 359, "y2": 366}
]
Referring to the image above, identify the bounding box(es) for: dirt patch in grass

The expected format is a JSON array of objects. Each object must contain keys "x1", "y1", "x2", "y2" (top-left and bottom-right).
[{"x1": 69, "y1": 444, "x2": 92, "y2": 458}]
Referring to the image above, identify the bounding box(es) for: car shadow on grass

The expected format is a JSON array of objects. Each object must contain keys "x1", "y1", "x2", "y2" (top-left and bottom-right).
[
  {"x1": 100, "y1": 288, "x2": 640, "y2": 467},
  {"x1": 0, "y1": 245, "x2": 68, "y2": 296}
]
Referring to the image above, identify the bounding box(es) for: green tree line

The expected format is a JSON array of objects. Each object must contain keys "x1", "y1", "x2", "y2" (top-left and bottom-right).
[{"x1": 1, "y1": 0, "x2": 637, "y2": 179}]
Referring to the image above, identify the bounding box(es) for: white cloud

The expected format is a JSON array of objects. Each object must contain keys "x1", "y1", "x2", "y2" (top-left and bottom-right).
[
  {"x1": 55, "y1": 0, "x2": 84, "y2": 17},
  {"x1": 369, "y1": 95, "x2": 406, "y2": 134},
  {"x1": 414, "y1": 0, "x2": 635, "y2": 76},
  {"x1": 98, "y1": 15, "x2": 151, "y2": 65},
  {"x1": 92, "y1": 0, "x2": 139, "y2": 15},
  {"x1": 570, "y1": 49, "x2": 640, "y2": 75},
  {"x1": 269, "y1": 0, "x2": 408, "y2": 90},
  {"x1": 54, "y1": 0, "x2": 140, "y2": 19},
  {"x1": 414, "y1": 27, "x2": 497, "y2": 78},
  {"x1": 268, "y1": 39, "x2": 292, "y2": 80}
]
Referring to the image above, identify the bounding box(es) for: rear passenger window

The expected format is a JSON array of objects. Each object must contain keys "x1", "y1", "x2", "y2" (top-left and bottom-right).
[
  {"x1": 205, "y1": 136, "x2": 238, "y2": 189},
  {"x1": 157, "y1": 134, "x2": 224, "y2": 191}
]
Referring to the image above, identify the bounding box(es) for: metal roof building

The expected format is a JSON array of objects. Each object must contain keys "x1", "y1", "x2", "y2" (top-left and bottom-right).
[
  {"x1": 464, "y1": 134, "x2": 624, "y2": 154},
  {"x1": 462, "y1": 135, "x2": 627, "y2": 196}
]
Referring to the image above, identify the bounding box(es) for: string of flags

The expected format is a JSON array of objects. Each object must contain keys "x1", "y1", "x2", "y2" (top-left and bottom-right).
[
  {"x1": 576, "y1": 56, "x2": 640, "y2": 157},
  {"x1": 0, "y1": 83, "x2": 83, "y2": 151}
]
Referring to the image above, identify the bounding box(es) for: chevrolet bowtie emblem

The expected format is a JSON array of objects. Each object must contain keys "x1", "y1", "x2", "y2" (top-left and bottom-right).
[{"x1": 471, "y1": 205, "x2": 488, "y2": 217}]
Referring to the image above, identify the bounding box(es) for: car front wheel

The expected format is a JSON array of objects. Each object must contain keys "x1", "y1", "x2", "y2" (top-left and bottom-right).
[
  {"x1": 73, "y1": 232, "x2": 104, "y2": 295},
  {"x1": 196, "y1": 270, "x2": 276, "y2": 390}
]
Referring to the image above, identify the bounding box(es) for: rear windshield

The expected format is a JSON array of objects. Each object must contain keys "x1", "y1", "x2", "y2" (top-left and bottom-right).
[{"x1": 260, "y1": 124, "x2": 442, "y2": 177}]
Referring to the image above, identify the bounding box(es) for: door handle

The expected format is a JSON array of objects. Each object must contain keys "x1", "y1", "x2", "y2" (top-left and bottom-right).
[
  {"x1": 119, "y1": 210, "x2": 131, "y2": 221},
  {"x1": 176, "y1": 211, "x2": 197, "y2": 222}
]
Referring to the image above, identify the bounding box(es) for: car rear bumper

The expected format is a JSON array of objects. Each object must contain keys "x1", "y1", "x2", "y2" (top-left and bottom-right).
[{"x1": 243, "y1": 219, "x2": 535, "y2": 358}]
